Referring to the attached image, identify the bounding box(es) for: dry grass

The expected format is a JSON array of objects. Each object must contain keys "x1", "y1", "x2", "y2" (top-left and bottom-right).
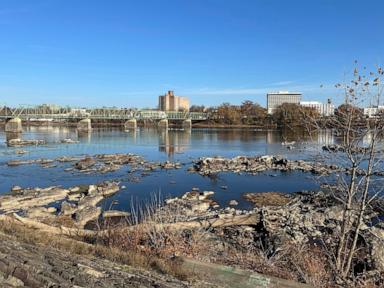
[
  {"x1": 97, "y1": 194, "x2": 212, "y2": 260},
  {"x1": 40, "y1": 214, "x2": 76, "y2": 227},
  {"x1": 95, "y1": 197, "x2": 336, "y2": 286},
  {"x1": 1, "y1": 195, "x2": 382, "y2": 287},
  {"x1": 0, "y1": 218, "x2": 192, "y2": 281},
  {"x1": 217, "y1": 242, "x2": 334, "y2": 287}
]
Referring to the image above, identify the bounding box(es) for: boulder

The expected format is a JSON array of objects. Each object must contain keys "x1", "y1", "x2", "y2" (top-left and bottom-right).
[{"x1": 74, "y1": 157, "x2": 96, "y2": 170}]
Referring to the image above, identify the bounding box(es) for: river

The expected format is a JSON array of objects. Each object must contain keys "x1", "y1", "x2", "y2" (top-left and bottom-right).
[{"x1": 0, "y1": 127, "x2": 337, "y2": 210}]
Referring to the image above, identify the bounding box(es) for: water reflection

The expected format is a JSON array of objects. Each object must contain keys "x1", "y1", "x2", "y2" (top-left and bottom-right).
[
  {"x1": 316, "y1": 129, "x2": 334, "y2": 146},
  {"x1": 0, "y1": 126, "x2": 340, "y2": 158},
  {"x1": 158, "y1": 129, "x2": 191, "y2": 156},
  {"x1": 6, "y1": 132, "x2": 21, "y2": 143},
  {"x1": 77, "y1": 131, "x2": 92, "y2": 143},
  {"x1": 265, "y1": 129, "x2": 335, "y2": 145}
]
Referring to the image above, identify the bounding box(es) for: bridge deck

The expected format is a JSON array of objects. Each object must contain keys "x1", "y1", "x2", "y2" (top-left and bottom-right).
[{"x1": 0, "y1": 108, "x2": 207, "y2": 121}]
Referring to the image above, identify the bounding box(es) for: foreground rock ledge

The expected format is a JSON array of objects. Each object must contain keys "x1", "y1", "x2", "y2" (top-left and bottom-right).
[
  {"x1": 0, "y1": 181, "x2": 120, "y2": 228},
  {"x1": 1, "y1": 185, "x2": 384, "y2": 285}
]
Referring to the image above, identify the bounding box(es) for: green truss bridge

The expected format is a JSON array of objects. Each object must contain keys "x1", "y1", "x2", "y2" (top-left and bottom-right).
[{"x1": 0, "y1": 106, "x2": 208, "y2": 132}]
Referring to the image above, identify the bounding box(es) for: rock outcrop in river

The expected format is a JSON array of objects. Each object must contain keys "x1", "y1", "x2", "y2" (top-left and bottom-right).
[{"x1": 191, "y1": 155, "x2": 340, "y2": 176}]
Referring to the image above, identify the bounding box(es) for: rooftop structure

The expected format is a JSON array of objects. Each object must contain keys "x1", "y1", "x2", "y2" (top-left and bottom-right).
[{"x1": 267, "y1": 91, "x2": 302, "y2": 114}]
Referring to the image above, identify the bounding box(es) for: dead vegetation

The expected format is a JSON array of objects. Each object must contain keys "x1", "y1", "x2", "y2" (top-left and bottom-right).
[{"x1": 0, "y1": 216, "x2": 196, "y2": 284}]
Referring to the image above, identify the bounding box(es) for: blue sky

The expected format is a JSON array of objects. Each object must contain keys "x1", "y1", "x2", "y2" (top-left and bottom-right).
[{"x1": 0, "y1": 0, "x2": 383, "y2": 108}]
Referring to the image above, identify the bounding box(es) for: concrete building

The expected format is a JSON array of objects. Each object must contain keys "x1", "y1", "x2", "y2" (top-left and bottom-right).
[
  {"x1": 363, "y1": 106, "x2": 384, "y2": 118},
  {"x1": 158, "y1": 91, "x2": 190, "y2": 112},
  {"x1": 300, "y1": 99, "x2": 335, "y2": 116},
  {"x1": 267, "y1": 91, "x2": 302, "y2": 114}
]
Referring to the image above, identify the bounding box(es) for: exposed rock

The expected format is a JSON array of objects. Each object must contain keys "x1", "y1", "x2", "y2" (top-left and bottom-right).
[
  {"x1": 0, "y1": 186, "x2": 69, "y2": 213},
  {"x1": 163, "y1": 191, "x2": 219, "y2": 220},
  {"x1": 243, "y1": 192, "x2": 292, "y2": 207},
  {"x1": 182, "y1": 191, "x2": 214, "y2": 201},
  {"x1": 26, "y1": 207, "x2": 57, "y2": 219},
  {"x1": 70, "y1": 186, "x2": 81, "y2": 193},
  {"x1": 11, "y1": 186, "x2": 22, "y2": 193},
  {"x1": 56, "y1": 156, "x2": 82, "y2": 162},
  {"x1": 98, "y1": 163, "x2": 121, "y2": 173},
  {"x1": 103, "y1": 210, "x2": 130, "y2": 219},
  {"x1": 7, "y1": 138, "x2": 45, "y2": 147},
  {"x1": 75, "y1": 156, "x2": 96, "y2": 170},
  {"x1": 5, "y1": 152, "x2": 182, "y2": 175},
  {"x1": 60, "y1": 138, "x2": 79, "y2": 144},
  {"x1": 191, "y1": 155, "x2": 340, "y2": 176},
  {"x1": 0, "y1": 181, "x2": 121, "y2": 228},
  {"x1": 7, "y1": 159, "x2": 35, "y2": 166},
  {"x1": 60, "y1": 201, "x2": 77, "y2": 216},
  {"x1": 229, "y1": 200, "x2": 238, "y2": 206},
  {"x1": 281, "y1": 141, "x2": 295, "y2": 146},
  {"x1": 75, "y1": 206, "x2": 102, "y2": 228},
  {"x1": 322, "y1": 144, "x2": 369, "y2": 154},
  {"x1": 95, "y1": 153, "x2": 144, "y2": 165},
  {"x1": 7, "y1": 158, "x2": 55, "y2": 167},
  {"x1": 160, "y1": 161, "x2": 182, "y2": 169}
]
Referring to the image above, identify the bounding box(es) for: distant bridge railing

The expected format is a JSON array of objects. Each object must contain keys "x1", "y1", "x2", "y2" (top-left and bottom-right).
[{"x1": 0, "y1": 106, "x2": 208, "y2": 121}]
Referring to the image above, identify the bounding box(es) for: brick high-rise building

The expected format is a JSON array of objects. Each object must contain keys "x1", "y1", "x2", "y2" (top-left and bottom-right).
[{"x1": 158, "y1": 91, "x2": 190, "y2": 112}]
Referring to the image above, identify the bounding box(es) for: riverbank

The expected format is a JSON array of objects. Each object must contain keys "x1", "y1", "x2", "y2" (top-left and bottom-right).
[{"x1": 1, "y1": 159, "x2": 383, "y2": 287}]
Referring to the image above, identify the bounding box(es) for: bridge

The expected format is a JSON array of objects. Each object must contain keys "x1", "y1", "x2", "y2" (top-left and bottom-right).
[{"x1": 0, "y1": 106, "x2": 208, "y2": 132}]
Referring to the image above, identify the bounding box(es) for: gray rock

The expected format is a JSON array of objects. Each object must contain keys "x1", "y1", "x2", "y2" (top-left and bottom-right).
[{"x1": 229, "y1": 200, "x2": 238, "y2": 206}]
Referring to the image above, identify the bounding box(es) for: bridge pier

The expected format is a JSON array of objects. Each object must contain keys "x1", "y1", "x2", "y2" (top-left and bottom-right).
[
  {"x1": 77, "y1": 119, "x2": 92, "y2": 132},
  {"x1": 158, "y1": 119, "x2": 168, "y2": 129},
  {"x1": 5, "y1": 118, "x2": 23, "y2": 133},
  {"x1": 124, "y1": 119, "x2": 137, "y2": 130},
  {"x1": 182, "y1": 118, "x2": 192, "y2": 129}
]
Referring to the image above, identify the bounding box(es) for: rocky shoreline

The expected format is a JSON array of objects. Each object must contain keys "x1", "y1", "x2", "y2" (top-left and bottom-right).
[
  {"x1": 1, "y1": 151, "x2": 384, "y2": 286},
  {"x1": 1, "y1": 181, "x2": 121, "y2": 229},
  {"x1": 1, "y1": 183, "x2": 383, "y2": 286}
]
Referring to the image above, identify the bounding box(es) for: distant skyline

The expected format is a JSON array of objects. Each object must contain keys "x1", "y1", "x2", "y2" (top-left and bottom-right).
[{"x1": 1, "y1": 0, "x2": 383, "y2": 108}]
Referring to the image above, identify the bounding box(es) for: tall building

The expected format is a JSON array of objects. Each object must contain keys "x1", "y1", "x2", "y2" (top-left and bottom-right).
[
  {"x1": 158, "y1": 91, "x2": 190, "y2": 112},
  {"x1": 267, "y1": 91, "x2": 302, "y2": 114}
]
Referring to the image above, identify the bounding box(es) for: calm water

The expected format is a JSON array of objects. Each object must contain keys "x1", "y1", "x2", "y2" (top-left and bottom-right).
[{"x1": 0, "y1": 127, "x2": 336, "y2": 210}]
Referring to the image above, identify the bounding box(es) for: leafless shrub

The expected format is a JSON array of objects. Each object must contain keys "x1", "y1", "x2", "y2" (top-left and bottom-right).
[{"x1": 301, "y1": 63, "x2": 384, "y2": 284}]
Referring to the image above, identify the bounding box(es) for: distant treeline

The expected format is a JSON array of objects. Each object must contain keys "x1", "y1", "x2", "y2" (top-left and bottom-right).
[{"x1": 191, "y1": 101, "x2": 367, "y2": 128}]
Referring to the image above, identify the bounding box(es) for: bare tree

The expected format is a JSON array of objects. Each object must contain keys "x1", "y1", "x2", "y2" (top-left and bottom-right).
[{"x1": 304, "y1": 63, "x2": 384, "y2": 282}]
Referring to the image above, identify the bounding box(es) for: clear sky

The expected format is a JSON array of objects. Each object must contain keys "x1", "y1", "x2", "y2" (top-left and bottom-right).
[{"x1": 0, "y1": 0, "x2": 383, "y2": 108}]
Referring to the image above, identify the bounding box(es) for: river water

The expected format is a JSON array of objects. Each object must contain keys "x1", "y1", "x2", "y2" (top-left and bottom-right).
[{"x1": 0, "y1": 127, "x2": 336, "y2": 210}]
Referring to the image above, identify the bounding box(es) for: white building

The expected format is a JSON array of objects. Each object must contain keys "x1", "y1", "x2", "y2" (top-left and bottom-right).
[
  {"x1": 267, "y1": 91, "x2": 302, "y2": 114},
  {"x1": 363, "y1": 106, "x2": 384, "y2": 118},
  {"x1": 300, "y1": 100, "x2": 334, "y2": 116}
]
